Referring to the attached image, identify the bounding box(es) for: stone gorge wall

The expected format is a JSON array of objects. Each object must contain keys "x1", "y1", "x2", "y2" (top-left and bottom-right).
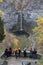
[{"x1": 0, "y1": 0, "x2": 43, "y2": 31}]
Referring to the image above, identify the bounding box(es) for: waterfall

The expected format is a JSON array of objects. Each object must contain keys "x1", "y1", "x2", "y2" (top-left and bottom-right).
[{"x1": 19, "y1": 11, "x2": 23, "y2": 31}]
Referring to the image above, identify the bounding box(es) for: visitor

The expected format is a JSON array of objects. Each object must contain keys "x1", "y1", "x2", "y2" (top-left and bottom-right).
[
  {"x1": 15, "y1": 49, "x2": 19, "y2": 59},
  {"x1": 23, "y1": 49, "x2": 27, "y2": 57},
  {"x1": 4, "y1": 48, "x2": 9, "y2": 57},
  {"x1": 30, "y1": 48, "x2": 32, "y2": 53},
  {"x1": 8, "y1": 47, "x2": 12, "y2": 57},
  {"x1": 33, "y1": 48, "x2": 37, "y2": 54},
  {"x1": 18, "y1": 48, "x2": 21, "y2": 57},
  {"x1": 29, "y1": 48, "x2": 33, "y2": 58},
  {"x1": 31, "y1": 48, "x2": 37, "y2": 58}
]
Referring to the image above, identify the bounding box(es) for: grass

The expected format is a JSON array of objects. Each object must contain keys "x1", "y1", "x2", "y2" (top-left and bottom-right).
[
  {"x1": 0, "y1": 48, "x2": 5, "y2": 53},
  {"x1": 37, "y1": 55, "x2": 43, "y2": 65}
]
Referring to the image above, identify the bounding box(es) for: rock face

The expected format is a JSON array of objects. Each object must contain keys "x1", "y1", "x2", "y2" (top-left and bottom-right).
[{"x1": 0, "y1": 0, "x2": 43, "y2": 31}]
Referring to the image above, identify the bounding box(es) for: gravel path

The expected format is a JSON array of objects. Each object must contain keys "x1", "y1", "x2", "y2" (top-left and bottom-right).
[
  {"x1": 8, "y1": 57, "x2": 22, "y2": 65},
  {"x1": 6, "y1": 57, "x2": 37, "y2": 65}
]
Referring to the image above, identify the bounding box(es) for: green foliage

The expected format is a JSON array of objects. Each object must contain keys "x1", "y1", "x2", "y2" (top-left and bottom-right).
[
  {"x1": 37, "y1": 56, "x2": 43, "y2": 65},
  {"x1": 0, "y1": 17, "x2": 5, "y2": 42}
]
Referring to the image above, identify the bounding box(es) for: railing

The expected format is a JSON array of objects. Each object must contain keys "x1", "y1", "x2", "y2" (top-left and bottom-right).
[
  {"x1": 0, "y1": 60, "x2": 8, "y2": 65},
  {"x1": 0, "y1": 51, "x2": 41, "y2": 59}
]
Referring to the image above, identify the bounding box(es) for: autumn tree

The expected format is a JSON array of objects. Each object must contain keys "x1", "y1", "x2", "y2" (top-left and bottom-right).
[
  {"x1": 31, "y1": 16, "x2": 43, "y2": 53},
  {"x1": 32, "y1": 16, "x2": 43, "y2": 44},
  {"x1": 0, "y1": 17, "x2": 5, "y2": 42}
]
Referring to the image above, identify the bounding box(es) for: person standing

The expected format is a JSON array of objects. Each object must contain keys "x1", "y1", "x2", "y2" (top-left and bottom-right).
[
  {"x1": 18, "y1": 48, "x2": 21, "y2": 57},
  {"x1": 23, "y1": 49, "x2": 27, "y2": 57},
  {"x1": 15, "y1": 49, "x2": 19, "y2": 59},
  {"x1": 8, "y1": 47, "x2": 12, "y2": 57},
  {"x1": 4, "y1": 48, "x2": 8, "y2": 57}
]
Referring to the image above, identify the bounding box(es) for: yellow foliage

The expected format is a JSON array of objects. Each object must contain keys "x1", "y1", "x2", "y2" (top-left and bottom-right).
[
  {"x1": 33, "y1": 16, "x2": 43, "y2": 44},
  {"x1": 13, "y1": 39, "x2": 20, "y2": 46},
  {"x1": 0, "y1": 10, "x2": 4, "y2": 15},
  {"x1": 4, "y1": 29, "x2": 8, "y2": 35},
  {"x1": 36, "y1": 36, "x2": 43, "y2": 44},
  {"x1": 32, "y1": 25, "x2": 43, "y2": 33},
  {"x1": 37, "y1": 16, "x2": 43, "y2": 25},
  {"x1": 33, "y1": 16, "x2": 43, "y2": 32},
  {"x1": 0, "y1": 0, "x2": 3, "y2": 2},
  {"x1": 32, "y1": 27, "x2": 38, "y2": 32}
]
